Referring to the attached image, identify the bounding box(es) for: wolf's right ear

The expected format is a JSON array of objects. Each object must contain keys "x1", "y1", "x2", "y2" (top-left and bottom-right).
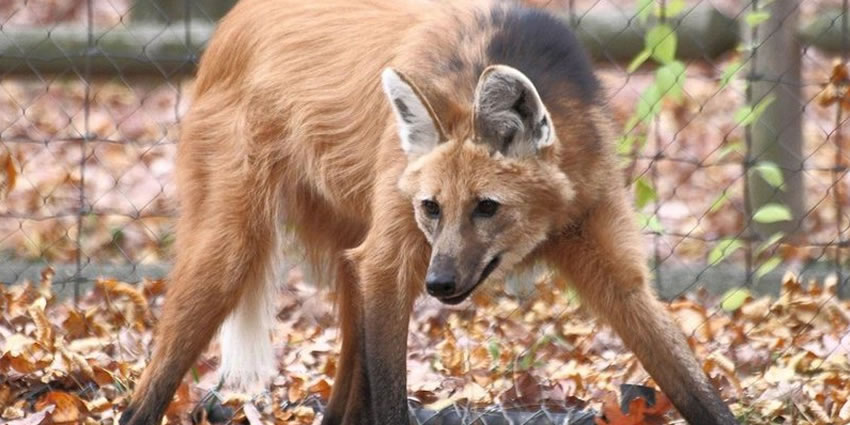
[
  {"x1": 473, "y1": 65, "x2": 555, "y2": 157},
  {"x1": 382, "y1": 68, "x2": 446, "y2": 156}
]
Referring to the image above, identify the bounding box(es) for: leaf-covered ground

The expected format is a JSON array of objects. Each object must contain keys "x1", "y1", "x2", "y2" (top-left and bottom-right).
[{"x1": 2, "y1": 268, "x2": 849, "y2": 424}]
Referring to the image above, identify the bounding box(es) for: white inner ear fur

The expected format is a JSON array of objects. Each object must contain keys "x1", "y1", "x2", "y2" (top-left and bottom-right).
[
  {"x1": 474, "y1": 65, "x2": 555, "y2": 154},
  {"x1": 381, "y1": 68, "x2": 442, "y2": 156}
]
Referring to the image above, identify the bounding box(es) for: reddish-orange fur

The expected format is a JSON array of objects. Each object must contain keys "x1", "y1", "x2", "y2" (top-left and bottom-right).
[{"x1": 119, "y1": 1, "x2": 738, "y2": 425}]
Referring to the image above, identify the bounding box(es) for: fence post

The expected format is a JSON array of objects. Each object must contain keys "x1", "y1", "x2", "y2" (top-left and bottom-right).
[
  {"x1": 131, "y1": 0, "x2": 236, "y2": 23},
  {"x1": 747, "y1": 0, "x2": 805, "y2": 240}
]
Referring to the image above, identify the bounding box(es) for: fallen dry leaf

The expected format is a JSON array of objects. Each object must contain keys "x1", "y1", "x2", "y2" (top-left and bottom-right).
[
  {"x1": 0, "y1": 151, "x2": 16, "y2": 200},
  {"x1": 34, "y1": 392, "x2": 86, "y2": 424},
  {"x1": 595, "y1": 391, "x2": 672, "y2": 425},
  {"x1": 3, "y1": 406, "x2": 54, "y2": 425},
  {"x1": 242, "y1": 402, "x2": 263, "y2": 425},
  {"x1": 95, "y1": 278, "x2": 151, "y2": 331}
]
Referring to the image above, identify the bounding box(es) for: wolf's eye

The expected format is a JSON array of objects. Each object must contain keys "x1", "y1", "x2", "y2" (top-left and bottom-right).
[
  {"x1": 474, "y1": 199, "x2": 500, "y2": 217},
  {"x1": 421, "y1": 200, "x2": 441, "y2": 218}
]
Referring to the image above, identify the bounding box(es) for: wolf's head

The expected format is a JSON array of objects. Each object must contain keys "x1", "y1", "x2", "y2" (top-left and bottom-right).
[{"x1": 382, "y1": 65, "x2": 575, "y2": 304}]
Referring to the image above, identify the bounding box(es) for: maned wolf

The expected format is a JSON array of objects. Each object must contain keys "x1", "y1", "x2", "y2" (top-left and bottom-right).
[{"x1": 119, "y1": 0, "x2": 739, "y2": 424}]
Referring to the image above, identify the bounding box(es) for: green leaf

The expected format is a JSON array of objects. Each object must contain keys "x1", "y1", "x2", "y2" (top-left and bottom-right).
[
  {"x1": 755, "y1": 256, "x2": 782, "y2": 280},
  {"x1": 715, "y1": 141, "x2": 743, "y2": 161},
  {"x1": 709, "y1": 192, "x2": 729, "y2": 213},
  {"x1": 719, "y1": 59, "x2": 744, "y2": 89},
  {"x1": 634, "y1": 176, "x2": 657, "y2": 208},
  {"x1": 734, "y1": 105, "x2": 752, "y2": 125},
  {"x1": 720, "y1": 288, "x2": 751, "y2": 312},
  {"x1": 488, "y1": 341, "x2": 501, "y2": 361},
  {"x1": 735, "y1": 95, "x2": 775, "y2": 126},
  {"x1": 752, "y1": 203, "x2": 792, "y2": 223},
  {"x1": 752, "y1": 161, "x2": 785, "y2": 189},
  {"x1": 635, "y1": 83, "x2": 663, "y2": 123},
  {"x1": 519, "y1": 352, "x2": 535, "y2": 370},
  {"x1": 755, "y1": 232, "x2": 785, "y2": 256},
  {"x1": 617, "y1": 134, "x2": 640, "y2": 155},
  {"x1": 628, "y1": 48, "x2": 653, "y2": 73},
  {"x1": 708, "y1": 238, "x2": 743, "y2": 265},
  {"x1": 657, "y1": 0, "x2": 686, "y2": 17},
  {"x1": 655, "y1": 60, "x2": 686, "y2": 102},
  {"x1": 645, "y1": 24, "x2": 677, "y2": 64},
  {"x1": 623, "y1": 115, "x2": 641, "y2": 134},
  {"x1": 618, "y1": 115, "x2": 646, "y2": 154},
  {"x1": 752, "y1": 95, "x2": 776, "y2": 121},
  {"x1": 617, "y1": 135, "x2": 634, "y2": 154},
  {"x1": 745, "y1": 11, "x2": 771, "y2": 27},
  {"x1": 636, "y1": 0, "x2": 653, "y2": 23},
  {"x1": 736, "y1": 42, "x2": 760, "y2": 53},
  {"x1": 637, "y1": 212, "x2": 664, "y2": 233}
]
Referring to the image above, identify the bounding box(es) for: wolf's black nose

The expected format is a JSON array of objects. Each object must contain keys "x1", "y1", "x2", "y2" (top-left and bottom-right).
[
  {"x1": 426, "y1": 276, "x2": 456, "y2": 297},
  {"x1": 425, "y1": 258, "x2": 457, "y2": 297},
  {"x1": 426, "y1": 255, "x2": 458, "y2": 297}
]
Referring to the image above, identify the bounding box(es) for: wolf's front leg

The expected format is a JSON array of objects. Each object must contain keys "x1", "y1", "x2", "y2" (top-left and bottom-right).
[
  {"x1": 326, "y1": 222, "x2": 427, "y2": 425},
  {"x1": 361, "y1": 274, "x2": 414, "y2": 424},
  {"x1": 544, "y1": 193, "x2": 738, "y2": 425}
]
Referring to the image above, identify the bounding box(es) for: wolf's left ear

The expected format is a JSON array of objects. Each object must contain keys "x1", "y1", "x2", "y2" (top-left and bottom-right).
[
  {"x1": 382, "y1": 68, "x2": 446, "y2": 156},
  {"x1": 473, "y1": 65, "x2": 554, "y2": 157}
]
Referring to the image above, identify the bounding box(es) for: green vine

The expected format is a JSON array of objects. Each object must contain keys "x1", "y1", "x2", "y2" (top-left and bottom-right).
[{"x1": 623, "y1": 0, "x2": 791, "y2": 291}]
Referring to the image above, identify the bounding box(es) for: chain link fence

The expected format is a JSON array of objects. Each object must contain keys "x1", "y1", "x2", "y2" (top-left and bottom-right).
[{"x1": 2, "y1": 0, "x2": 850, "y2": 423}]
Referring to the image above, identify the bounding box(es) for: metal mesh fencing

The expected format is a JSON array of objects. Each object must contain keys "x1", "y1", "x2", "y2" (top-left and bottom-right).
[{"x1": 2, "y1": 0, "x2": 850, "y2": 423}]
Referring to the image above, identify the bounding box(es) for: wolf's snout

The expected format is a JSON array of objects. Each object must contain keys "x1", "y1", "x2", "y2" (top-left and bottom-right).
[{"x1": 425, "y1": 256, "x2": 457, "y2": 297}]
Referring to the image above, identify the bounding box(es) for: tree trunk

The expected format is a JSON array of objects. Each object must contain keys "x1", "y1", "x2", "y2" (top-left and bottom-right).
[{"x1": 747, "y1": 0, "x2": 805, "y2": 240}]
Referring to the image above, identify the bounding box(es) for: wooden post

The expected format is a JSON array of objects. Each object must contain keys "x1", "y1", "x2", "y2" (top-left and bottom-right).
[
  {"x1": 748, "y1": 0, "x2": 805, "y2": 240},
  {"x1": 799, "y1": 9, "x2": 850, "y2": 54},
  {"x1": 131, "y1": 0, "x2": 236, "y2": 23},
  {"x1": 568, "y1": 2, "x2": 739, "y2": 62},
  {"x1": 0, "y1": 5, "x2": 742, "y2": 76}
]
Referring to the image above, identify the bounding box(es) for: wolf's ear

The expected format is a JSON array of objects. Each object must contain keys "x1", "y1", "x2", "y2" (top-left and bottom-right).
[
  {"x1": 382, "y1": 68, "x2": 446, "y2": 156},
  {"x1": 472, "y1": 65, "x2": 554, "y2": 157}
]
